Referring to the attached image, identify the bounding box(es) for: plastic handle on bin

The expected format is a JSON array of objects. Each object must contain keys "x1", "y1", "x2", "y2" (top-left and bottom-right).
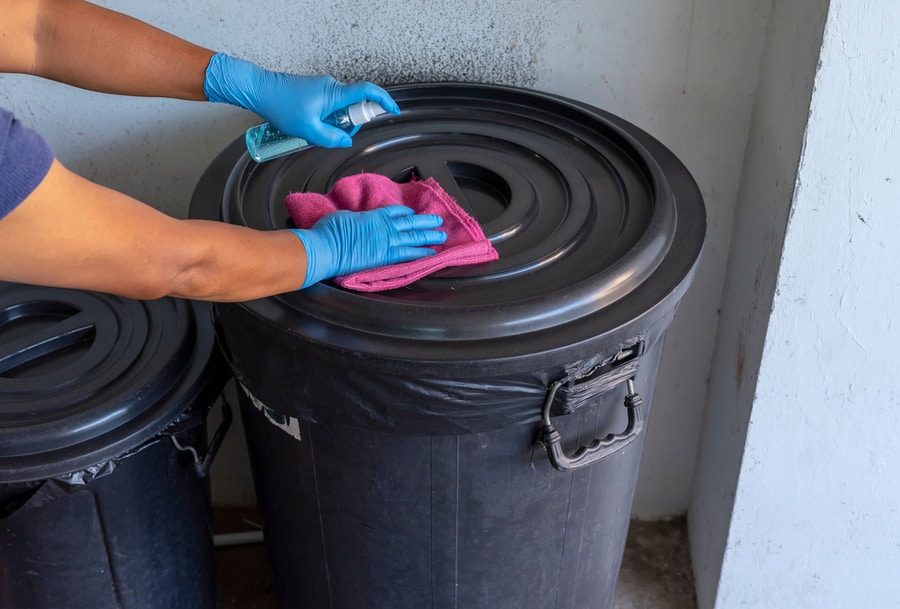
[
  {"x1": 539, "y1": 378, "x2": 644, "y2": 472},
  {"x1": 170, "y1": 397, "x2": 233, "y2": 479}
]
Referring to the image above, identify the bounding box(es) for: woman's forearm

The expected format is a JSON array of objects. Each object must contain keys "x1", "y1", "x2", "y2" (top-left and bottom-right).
[
  {"x1": 0, "y1": 159, "x2": 308, "y2": 301},
  {"x1": 4, "y1": 0, "x2": 214, "y2": 100}
]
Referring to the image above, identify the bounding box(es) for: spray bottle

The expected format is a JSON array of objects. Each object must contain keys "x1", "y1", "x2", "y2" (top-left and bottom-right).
[{"x1": 245, "y1": 101, "x2": 387, "y2": 163}]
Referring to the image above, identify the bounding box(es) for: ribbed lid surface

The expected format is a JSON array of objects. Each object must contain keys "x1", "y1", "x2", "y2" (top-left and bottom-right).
[{"x1": 0, "y1": 284, "x2": 220, "y2": 482}]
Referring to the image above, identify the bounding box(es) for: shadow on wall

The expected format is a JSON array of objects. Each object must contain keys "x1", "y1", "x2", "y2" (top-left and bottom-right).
[
  {"x1": 313, "y1": 43, "x2": 544, "y2": 89},
  {"x1": 281, "y1": 8, "x2": 552, "y2": 88}
]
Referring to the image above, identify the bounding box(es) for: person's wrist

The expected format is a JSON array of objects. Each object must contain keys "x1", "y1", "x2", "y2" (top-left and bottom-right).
[
  {"x1": 288, "y1": 229, "x2": 332, "y2": 288},
  {"x1": 203, "y1": 52, "x2": 261, "y2": 111}
]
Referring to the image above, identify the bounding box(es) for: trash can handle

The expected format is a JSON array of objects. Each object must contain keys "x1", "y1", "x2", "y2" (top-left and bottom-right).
[
  {"x1": 539, "y1": 378, "x2": 644, "y2": 472},
  {"x1": 170, "y1": 395, "x2": 233, "y2": 479}
]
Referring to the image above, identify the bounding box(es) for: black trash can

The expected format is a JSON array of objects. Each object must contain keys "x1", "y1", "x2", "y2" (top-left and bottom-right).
[
  {"x1": 190, "y1": 82, "x2": 706, "y2": 609},
  {"x1": 0, "y1": 283, "x2": 231, "y2": 609}
]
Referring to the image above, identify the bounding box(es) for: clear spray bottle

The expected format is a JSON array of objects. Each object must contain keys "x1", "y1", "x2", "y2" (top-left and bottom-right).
[{"x1": 245, "y1": 101, "x2": 387, "y2": 163}]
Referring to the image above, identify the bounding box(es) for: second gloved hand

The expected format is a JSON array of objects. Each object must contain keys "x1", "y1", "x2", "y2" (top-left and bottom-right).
[
  {"x1": 203, "y1": 53, "x2": 400, "y2": 148},
  {"x1": 289, "y1": 206, "x2": 447, "y2": 288}
]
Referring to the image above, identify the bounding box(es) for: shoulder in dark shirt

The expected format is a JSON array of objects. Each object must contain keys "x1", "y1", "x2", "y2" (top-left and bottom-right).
[{"x1": 0, "y1": 106, "x2": 54, "y2": 220}]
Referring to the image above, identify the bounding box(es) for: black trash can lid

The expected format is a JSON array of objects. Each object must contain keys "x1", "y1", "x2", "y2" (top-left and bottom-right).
[
  {"x1": 190, "y1": 83, "x2": 705, "y2": 370},
  {"x1": 0, "y1": 283, "x2": 223, "y2": 483}
]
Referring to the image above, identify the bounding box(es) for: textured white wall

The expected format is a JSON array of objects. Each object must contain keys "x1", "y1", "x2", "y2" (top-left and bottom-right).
[
  {"x1": 692, "y1": 0, "x2": 900, "y2": 606},
  {"x1": 0, "y1": 1, "x2": 770, "y2": 515}
]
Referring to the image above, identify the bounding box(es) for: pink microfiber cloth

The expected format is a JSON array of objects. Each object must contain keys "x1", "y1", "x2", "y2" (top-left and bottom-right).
[{"x1": 285, "y1": 174, "x2": 499, "y2": 292}]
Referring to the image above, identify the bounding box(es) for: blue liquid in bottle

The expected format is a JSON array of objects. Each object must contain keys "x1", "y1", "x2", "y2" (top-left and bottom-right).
[{"x1": 245, "y1": 101, "x2": 386, "y2": 163}]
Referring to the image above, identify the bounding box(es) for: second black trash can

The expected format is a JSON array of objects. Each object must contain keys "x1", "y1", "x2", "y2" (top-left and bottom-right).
[
  {"x1": 190, "y1": 83, "x2": 706, "y2": 609},
  {"x1": 0, "y1": 284, "x2": 230, "y2": 609}
]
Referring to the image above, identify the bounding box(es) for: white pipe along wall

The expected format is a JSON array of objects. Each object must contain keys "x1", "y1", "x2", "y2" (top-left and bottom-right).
[
  {"x1": 691, "y1": 0, "x2": 900, "y2": 606},
  {"x1": 0, "y1": 1, "x2": 771, "y2": 519}
]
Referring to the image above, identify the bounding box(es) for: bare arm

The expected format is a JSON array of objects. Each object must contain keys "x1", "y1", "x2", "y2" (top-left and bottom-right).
[
  {"x1": 1, "y1": 0, "x2": 213, "y2": 100},
  {"x1": 0, "y1": 159, "x2": 307, "y2": 301}
]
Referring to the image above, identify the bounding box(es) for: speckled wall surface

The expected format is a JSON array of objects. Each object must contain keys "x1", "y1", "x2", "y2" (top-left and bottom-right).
[
  {"x1": 0, "y1": 0, "x2": 772, "y2": 517},
  {"x1": 302, "y1": 4, "x2": 548, "y2": 87}
]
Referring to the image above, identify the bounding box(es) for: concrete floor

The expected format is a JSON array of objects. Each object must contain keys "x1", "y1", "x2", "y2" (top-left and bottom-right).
[
  {"x1": 213, "y1": 509, "x2": 697, "y2": 609},
  {"x1": 614, "y1": 518, "x2": 697, "y2": 609}
]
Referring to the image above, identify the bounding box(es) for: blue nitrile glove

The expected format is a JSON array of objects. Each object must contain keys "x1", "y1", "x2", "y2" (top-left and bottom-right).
[
  {"x1": 289, "y1": 206, "x2": 447, "y2": 288},
  {"x1": 203, "y1": 52, "x2": 401, "y2": 148}
]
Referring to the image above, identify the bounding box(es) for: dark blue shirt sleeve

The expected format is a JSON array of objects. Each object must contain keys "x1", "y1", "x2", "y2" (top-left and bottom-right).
[{"x1": 0, "y1": 106, "x2": 54, "y2": 220}]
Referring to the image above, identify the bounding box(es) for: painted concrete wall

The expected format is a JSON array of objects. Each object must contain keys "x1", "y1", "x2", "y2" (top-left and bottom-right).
[
  {"x1": 688, "y1": 0, "x2": 830, "y2": 604},
  {"x1": 0, "y1": 1, "x2": 770, "y2": 516},
  {"x1": 691, "y1": 0, "x2": 900, "y2": 606}
]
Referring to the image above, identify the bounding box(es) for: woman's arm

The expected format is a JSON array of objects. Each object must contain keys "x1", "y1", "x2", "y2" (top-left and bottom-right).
[
  {"x1": 0, "y1": 0, "x2": 401, "y2": 144},
  {"x1": 0, "y1": 159, "x2": 307, "y2": 301},
  {"x1": 2, "y1": 0, "x2": 213, "y2": 100}
]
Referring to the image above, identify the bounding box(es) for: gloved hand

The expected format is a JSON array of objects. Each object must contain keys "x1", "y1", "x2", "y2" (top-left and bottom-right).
[
  {"x1": 289, "y1": 206, "x2": 446, "y2": 288},
  {"x1": 204, "y1": 52, "x2": 401, "y2": 148}
]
